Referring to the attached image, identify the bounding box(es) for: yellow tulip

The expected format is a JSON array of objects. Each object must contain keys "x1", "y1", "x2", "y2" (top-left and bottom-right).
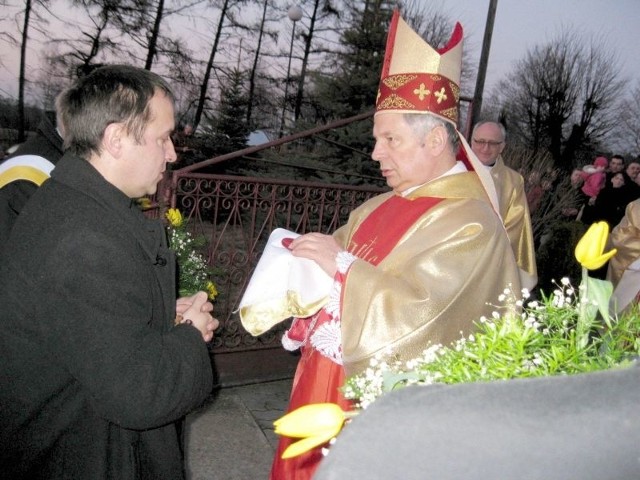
[
  {"x1": 206, "y1": 281, "x2": 218, "y2": 300},
  {"x1": 165, "y1": 208, "x2": 183, "y2": 228},
  {"x1": 574, "y1": 221, "x2": 617, "y2": 270},
  {"x1": 274, "y1": 403, "x2": 348, "y2": 459},
  {"x1": 137, "y1": 197, "x2": 153, "y2": 210}
]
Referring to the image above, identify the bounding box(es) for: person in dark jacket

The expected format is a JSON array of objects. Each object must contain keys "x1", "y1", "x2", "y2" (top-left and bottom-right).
[
  {"x1": 583, "y1": 172, "x2": 630, "y2": 228},
  {"x1": 0, "y1": 65, "x2": 218, "y2": 479},
  {"x1": 0, "y1": 114, "x2": 64, "y2": 244}
]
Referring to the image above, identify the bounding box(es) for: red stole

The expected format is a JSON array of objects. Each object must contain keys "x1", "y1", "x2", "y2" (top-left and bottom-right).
[
  {"x1": 347, "y1": 194, "x2": 444, "y2": 265},
  {"x1": 270, "y1": 194, "x2": 443, "y2": 480}
]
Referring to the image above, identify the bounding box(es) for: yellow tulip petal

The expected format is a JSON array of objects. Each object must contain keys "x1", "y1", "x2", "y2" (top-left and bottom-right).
[
  {"x1": 574, "y1": 223, "x2": 599, "y2": 261},
  {"x1": 592, "y1": 222, "x2": 608, "y2": 254},
  {"x1": 274, "y1": 403, "x2": 345, "y2": 438},
  {"x1": 575, "y1": 222, "x2": 612, "y2": 269},
  {"x1": 281, "y1": 428, "x2": 339, "y2": 459},
  {"x1": 581, "y1": 248, "x2": 617, "y2": 271}
]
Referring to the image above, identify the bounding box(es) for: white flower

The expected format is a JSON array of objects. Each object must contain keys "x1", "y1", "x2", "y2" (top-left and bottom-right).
[{"x1": 532, "y1": 353, "x2": 544, "y2": 365}]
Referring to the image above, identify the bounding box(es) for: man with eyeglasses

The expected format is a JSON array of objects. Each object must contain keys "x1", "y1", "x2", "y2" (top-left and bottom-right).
[{"x1": 471, "y1": 120, "x2": 537, "y2": 290}]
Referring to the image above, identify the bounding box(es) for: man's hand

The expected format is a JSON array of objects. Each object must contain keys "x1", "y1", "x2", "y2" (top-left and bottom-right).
[
  {"x1": 284, "y1": 233, "x2": 342, "y2": 277},
  {"x1": 177, "y1": 292, "x2": 219, "y2": 342}
]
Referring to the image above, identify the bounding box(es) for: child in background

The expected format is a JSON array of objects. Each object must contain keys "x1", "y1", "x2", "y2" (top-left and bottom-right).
[{"x1": 581, "y1": 156, "x2": 608, "y2": 205}]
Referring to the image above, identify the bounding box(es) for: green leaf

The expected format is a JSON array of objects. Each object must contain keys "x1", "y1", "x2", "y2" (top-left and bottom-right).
[{"x1": 585, "y1": 276, "x2": 613, "y2": 327}]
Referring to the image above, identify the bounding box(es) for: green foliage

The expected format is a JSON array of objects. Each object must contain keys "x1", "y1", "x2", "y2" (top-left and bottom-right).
[
  {"x1": 165, "y1": 208, "x2": 218, "y2": 300},
  {"x1": 343, "y1": 281, "x2": 640, "y2": 409},
  {"x1": 208, "y1": 68, "x2": 250, "y2": 156},
  {"x1": 298, "y1": 2, "x2": 391, "y2": 184},
  {"x1": 310, "y1": 2, "x2": 390, "y2": 122}
]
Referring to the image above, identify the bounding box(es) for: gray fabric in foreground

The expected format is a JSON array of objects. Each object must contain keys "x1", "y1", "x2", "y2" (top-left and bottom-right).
[{"x1": 315, "y1": 363, "x2": 640, "y2": 480}]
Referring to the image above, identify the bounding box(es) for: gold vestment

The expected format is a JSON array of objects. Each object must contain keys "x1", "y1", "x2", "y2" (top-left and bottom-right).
[
  {"x1": 607, "y1": 200, "x2": 640, "y2": 312},
  {"x1": 490, "y1": 156, "x2": 537, "y2": 289},
  {"x1": 335, "y1": 171, "x2": 521, "y2": 377}
]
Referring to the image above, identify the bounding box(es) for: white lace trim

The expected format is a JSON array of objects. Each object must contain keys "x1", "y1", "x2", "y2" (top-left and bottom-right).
[
  {"x1": 325, "y1": 280, "x2": 342, "y2": 318},
  {"x1": 309, "y1": 319, "x2": 343, "y2": 365},
  {"x1": 281, "y1": 331, "x2": 304, "y2": 351},
  {"x1": 336, "y1": 251, "x2": 357, "y2": 274}
]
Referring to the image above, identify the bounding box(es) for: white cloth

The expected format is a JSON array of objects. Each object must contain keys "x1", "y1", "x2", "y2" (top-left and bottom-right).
[{"x1": 237, "y1": 228, "x2": 333, "y2": 336}]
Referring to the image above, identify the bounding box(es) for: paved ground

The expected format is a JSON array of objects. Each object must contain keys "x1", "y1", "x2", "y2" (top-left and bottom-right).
[{"x1": 184, "y1": 377, "x2": 293, "y2": 480}]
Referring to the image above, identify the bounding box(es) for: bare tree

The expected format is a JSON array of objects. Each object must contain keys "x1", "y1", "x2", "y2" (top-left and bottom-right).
[
  {"x1": 17, "y1": 0, "x2": 34, "y2": 141},
  {"x1": 244, "y1": 0, "x2": 271, "y2": 127},
  {"x1": 619, "y1": 82, "x2": 640, "y2": 155},
  {"x1": 191, "y1": 0, "x2": 231, "y2": 132},
  {"x1": 291, "y1": 0, "x2": 334, "y2": 120},
  {"x1": 46, "y1": 0, "x2": 121, "y2": 78},
  {"x1": 106, "y1": 0, "x2": 206, "y2": 72},
  {"x1": 191, "y1": 0, "x2": 251, "y2": 132},
  {"x1": 10, "y1": 0, "x2": 57, "y2": 141},
  {"x1": 491, "y1": 29, "x2": 625, "y2": 171},
  {"x1": 224, "y1": 0, "x2": 279, "y2": 129}
]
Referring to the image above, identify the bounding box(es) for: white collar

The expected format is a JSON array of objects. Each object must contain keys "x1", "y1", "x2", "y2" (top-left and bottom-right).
[{"x1": 402, "y1": 161, "x2": 468, "y2": 196}]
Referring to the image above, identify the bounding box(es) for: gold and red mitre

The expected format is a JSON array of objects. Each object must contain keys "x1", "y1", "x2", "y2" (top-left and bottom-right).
[{"x1": 375, "y1": 10, "x2": 463, "y2": 125}]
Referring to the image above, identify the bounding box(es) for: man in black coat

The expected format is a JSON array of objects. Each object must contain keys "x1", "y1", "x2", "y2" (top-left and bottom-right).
[
  {"x1": 0, "y1": 114, "x2": 64, "y2": 244},
  {"x1": 0, "y1": 65, "x2": 218, "y2": 479}
]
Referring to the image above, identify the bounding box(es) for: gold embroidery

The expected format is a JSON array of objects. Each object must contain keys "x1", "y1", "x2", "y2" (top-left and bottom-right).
[
  {"x1": 379, "y1": 94, "x2": 416, "y2": 110},
  {"x1": 413, "y1": 83, "x2": 431, "y2": 100},
  {"x1": 349, "y1": 237, "x2": 380, "y2": 264},
  {"x1": 383, "y1": 74, "x2": 418, "y2": 90},
  {"x1": 434, "y1": 87, "x2": 448, "y2": 104},
  {"x1": 450, "y1": 82, "x2": 460, "y2": 103},
  {"x1": 440, "y1": 106, "x2": 458, "y2": 120}
]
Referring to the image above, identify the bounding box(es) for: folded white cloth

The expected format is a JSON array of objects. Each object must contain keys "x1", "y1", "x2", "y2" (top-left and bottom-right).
[{"x1": 238, "y1": 228, "x2": 333, "y2": 336}]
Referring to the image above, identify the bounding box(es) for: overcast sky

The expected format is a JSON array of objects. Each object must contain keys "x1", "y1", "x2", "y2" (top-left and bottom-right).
[
  {"x1": 436, "y1": 0, "x2": 640, "y2": 93},
  {"x1": 1, "y1": 0, "x2": 638, "y2": 102}
]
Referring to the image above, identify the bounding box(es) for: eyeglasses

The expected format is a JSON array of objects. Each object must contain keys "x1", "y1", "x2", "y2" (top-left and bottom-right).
[{"x1": 472, "y1": 139, "x2": 504, "y2": 147}]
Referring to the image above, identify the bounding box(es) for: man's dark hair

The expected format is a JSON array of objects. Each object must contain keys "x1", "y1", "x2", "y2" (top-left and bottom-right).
[{"x1": 56, "y1": 64, "x2": 174, "y2": 158}]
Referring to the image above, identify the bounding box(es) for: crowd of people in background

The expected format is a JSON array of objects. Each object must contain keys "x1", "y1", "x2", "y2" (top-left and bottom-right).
[
  {"x1": 556, "y1": 154, "x2": 640, "y2": 228},
  {"x1": 521, "y1": 153, "x2": 640, "y2": 286}
]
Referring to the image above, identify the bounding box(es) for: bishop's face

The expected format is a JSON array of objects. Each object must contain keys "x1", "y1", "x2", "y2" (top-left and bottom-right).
[{"x1": 371, "y1": 113, "x2": 444, "y2": 194}]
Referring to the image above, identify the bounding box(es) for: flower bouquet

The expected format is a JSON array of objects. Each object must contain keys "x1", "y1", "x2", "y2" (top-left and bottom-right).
[
  {"x1": 165, "y1": 208, "x2": 218, "y2": 300},
  {"x1": 273, "y1": 221, "x2": 640, "y2": 456}
]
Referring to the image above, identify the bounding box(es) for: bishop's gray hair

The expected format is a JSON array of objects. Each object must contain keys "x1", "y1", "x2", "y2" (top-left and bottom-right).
[{"x1": 403, "y1": 113, "x2": 460, "y2": 151}]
